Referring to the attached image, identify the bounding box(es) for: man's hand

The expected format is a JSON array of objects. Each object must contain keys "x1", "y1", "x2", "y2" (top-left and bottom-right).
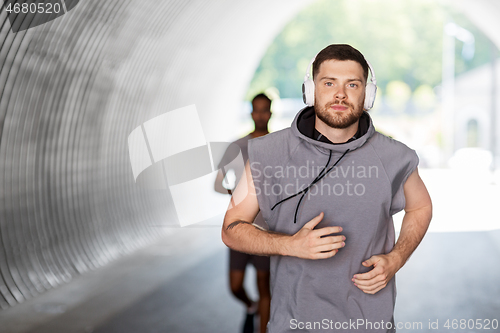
[
  {"x1": 223, "y1": 162, "x2": 346, "y2": 258},
  {"x1": 352, "y1": 168, "x2": 432, "y2": 295},
  {"x1": 285, "y1": 212, "x2": 346, "y2": 260},
  {"x1": 352, "y1": 252, "x2": 403, "y2": 294}
]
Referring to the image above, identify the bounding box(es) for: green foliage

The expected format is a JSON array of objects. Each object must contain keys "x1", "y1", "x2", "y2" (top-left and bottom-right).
[
  {"x1": 413, "y1": 84, "x2": 437, "y2": 110},
  {"x1": 246, "y1": 0, "x2": 497, "y2": 100},
  {"x1": 386, "y1": 81, "x2": 412, "y2": 113}
]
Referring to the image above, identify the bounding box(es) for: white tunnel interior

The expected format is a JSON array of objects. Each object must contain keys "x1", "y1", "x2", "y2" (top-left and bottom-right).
[{"x1": 0, "y1": 0, "x2": 498, "y2": 310}]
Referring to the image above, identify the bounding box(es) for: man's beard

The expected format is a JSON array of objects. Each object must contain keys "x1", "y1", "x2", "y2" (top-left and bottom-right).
[{"x1": 314, "y1": 101, "x2": 364, "y2": 129}]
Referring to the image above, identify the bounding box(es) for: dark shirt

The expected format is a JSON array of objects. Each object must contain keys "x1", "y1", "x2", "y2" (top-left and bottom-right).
[{"x1": 296, "y1": 106, "x2": 369, "y2": 144}]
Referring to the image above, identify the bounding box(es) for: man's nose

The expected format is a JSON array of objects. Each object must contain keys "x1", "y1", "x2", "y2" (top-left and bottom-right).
[{"x1": 335, "y1": 86, "x2": 346, "y2": 100}]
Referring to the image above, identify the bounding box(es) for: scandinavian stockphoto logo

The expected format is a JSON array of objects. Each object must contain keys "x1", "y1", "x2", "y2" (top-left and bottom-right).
[
  {"x1": 3, "y1": 0, "x2": 80, "y2": 33},
  {"x1": 127, "y1": 105, "x2": 246, "y2": 227},
  {"x1": 250, "y1": 160, "x2": 379, "y2": 198}
]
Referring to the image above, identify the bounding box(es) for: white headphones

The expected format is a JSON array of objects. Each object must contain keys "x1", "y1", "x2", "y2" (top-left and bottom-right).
[{"x1": 302, "y1": 54, "x2": 377, "y2": 110}]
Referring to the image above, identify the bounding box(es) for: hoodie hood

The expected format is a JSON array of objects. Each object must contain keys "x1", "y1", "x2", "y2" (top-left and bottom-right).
[{"x1": 291, "y1": 106, "x2": 375, "y2": 153}]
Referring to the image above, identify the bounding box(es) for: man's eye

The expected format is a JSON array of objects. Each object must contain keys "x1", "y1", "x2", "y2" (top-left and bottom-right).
[
  {"x1": 325, "y1": 82, "x2": 333, "y2": 86},
  {"x1": 348, "y1": 83, "x2": 358, "y2": 88}
]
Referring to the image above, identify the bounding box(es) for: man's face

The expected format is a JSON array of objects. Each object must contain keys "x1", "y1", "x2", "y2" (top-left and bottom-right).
[
  {"x1": 251, "y1": 98, "x2": 271, "y2": 131},
  {"x1": 313, "y1": 60, "x2": 366, "y2": 129}
]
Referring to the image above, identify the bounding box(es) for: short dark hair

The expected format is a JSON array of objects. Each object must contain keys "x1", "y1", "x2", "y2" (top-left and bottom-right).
[
  {"x1": 312, "y1": 44, "x2": 369, "y2": 81},
  {"x1": 252, "y1": 93, "x2": 272, "y2": 107}
]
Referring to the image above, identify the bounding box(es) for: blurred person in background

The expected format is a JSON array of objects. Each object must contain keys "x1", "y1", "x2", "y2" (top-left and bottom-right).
[{"x1": 214, "y1": 93, "x2": 272, "y2": 333}]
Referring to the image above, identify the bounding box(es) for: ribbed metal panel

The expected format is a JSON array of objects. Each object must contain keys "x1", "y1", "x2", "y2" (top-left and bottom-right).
[{"x1": 0, "y1": 0, "x2": 312, "y2": 309}]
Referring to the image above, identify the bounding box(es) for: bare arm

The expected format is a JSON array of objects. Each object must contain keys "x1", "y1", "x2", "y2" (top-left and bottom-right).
[
  {"x1": 221, "y1": 161, "x2": 345, "y2": 259},
  {"x1": 353, "y1": 167, "x2": 432, "y2": 294},
  {"x1": 388, "y1": 167, "x2": 433, "y2": 265},
  {"x1": 214, "y1": 169, "x2": 231, "y2": 195}
]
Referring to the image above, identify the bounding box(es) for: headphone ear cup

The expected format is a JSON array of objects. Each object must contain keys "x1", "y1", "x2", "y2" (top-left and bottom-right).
[
  {"x1": 302, "y1": 79, "x2": 315, "y2": 106},
  {"x1": 364, "y1": 83, "x2": 377, "y2": 110}
]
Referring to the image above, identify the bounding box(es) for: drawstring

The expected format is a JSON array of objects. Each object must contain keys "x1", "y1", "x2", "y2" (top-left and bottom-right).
[{"x1": 270, "y1": 149, "x2": 350, "y2": 223}]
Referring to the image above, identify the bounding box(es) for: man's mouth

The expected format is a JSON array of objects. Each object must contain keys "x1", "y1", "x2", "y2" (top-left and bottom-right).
[{"x1": 330, "y1": 104, "x2": 348, "y2": 111}]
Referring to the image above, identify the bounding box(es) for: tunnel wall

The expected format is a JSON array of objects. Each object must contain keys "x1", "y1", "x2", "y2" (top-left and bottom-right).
[
  {"x1": 0, "y1": 0, "x2": 498, "y2": 311},
  {"x1": 0, "y1": 0, "x2": 310, "y2": 309}
]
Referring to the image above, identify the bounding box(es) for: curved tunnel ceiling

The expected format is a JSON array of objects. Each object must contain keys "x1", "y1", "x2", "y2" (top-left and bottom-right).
[
  {"x1": 456, "y1": 0, "x2": 500, "y2": 49},
  {"x1": 0, "y1": 0, "x2": 312, "y2": 309},
  {"x1": 0, "y1": 0, "x2": 497, "y2": 309}
]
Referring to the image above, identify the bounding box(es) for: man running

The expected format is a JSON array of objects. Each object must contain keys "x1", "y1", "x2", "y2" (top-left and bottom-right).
[{"x1": 215, "y1": 93, "x2": 273, "y2": 333}]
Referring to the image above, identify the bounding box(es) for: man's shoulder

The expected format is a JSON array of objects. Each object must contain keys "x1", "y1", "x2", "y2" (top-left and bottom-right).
[
  {"x1": 368, "y1": 131, "x2": 419, "y2": 178},
  {"x1": 369, "y1": 131, "x2": 416, "y2": 156},
  {"x1": 250, "y1": 127, "x2": 291, "y2": 143},
  {"x1": 248, "y1": 128, "x2": 295, "y2": 163},
  {"x1": 232, "y1": 134, "x2": 252, "y2": 147}
]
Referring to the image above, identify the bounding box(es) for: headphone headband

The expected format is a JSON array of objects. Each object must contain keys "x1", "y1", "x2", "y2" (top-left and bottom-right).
[
  {"x1": 304, "y1": 54, "x2": 376, "y2": 85},
  {"x1": 304, "y1": 55, "x2": 317, "y2": 82}
]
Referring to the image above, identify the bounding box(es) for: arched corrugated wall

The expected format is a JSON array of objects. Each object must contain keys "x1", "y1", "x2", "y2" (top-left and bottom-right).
[
  {"x1": 0, "y1": 0, "x2": 498, "y2": 310},
  {"x1": 0, "y1": 0, "x2": 311, "y2": 309}
]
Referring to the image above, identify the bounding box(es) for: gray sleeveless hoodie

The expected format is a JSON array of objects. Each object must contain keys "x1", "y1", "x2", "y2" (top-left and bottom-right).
[{"x1": 248, "y1": 107, "x2": 418, "y2": 333}]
